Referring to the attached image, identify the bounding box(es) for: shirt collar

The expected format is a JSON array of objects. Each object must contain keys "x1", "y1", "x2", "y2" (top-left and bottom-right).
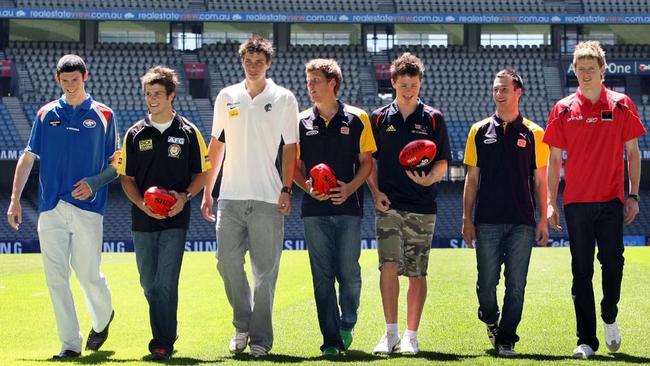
[
  {"x1": 388, "y1": 98, "x2": 424, "y2": 117},
  {"x1": 492, "y1": 113, "x2": 523, "y2": 127},
  {"x1": 575, "y1": 84, "x2": 609, "y2": 107},
  {"x1": 312, "y1": 100, "x2": 345, "y2": 122},
  {"x1": 59, "y1": 93, "x2": 92, "y2": 110}
]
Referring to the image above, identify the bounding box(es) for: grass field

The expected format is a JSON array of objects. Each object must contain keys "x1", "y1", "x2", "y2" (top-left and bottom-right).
[{"x1": 1, "y1": 247, "x2": 649, "y2": 365}]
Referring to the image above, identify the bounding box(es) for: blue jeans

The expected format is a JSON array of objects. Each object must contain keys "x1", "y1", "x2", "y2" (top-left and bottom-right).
[
  {"x1": 133, "y1": 229, "x2": 186, "y2": 354},
  {"x1": 565, "y1": 200, "x2": 624, "y2": 352},
  {"x1": 304, "y1": 215, "x2": 362, "y2": 351},
  {"x1": 475, "y1": 224, "x2": 535, "y2": 345}
]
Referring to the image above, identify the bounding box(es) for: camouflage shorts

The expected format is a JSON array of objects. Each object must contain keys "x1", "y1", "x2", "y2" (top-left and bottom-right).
[{"x1": 375, "y1": 208, "x2": 436, "y2": 277}]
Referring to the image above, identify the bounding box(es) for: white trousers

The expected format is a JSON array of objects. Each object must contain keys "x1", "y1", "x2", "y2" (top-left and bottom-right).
[{"x1": 38, "y1": 200, "x2": 113, "y2": 353}]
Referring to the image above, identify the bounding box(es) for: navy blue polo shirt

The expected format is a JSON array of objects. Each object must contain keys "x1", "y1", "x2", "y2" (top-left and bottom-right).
[
  {"x1": 464, "y1": 114, "x2": 549, "y2": 226},
  {"x1": 371, "y1": 100, "x2": 451, "y2": 214},
  {"x1": 26, "y1": 94, "x2": 118, "y2": 214},
  {"x1": 298, "y1": 101, "x2": 376, "y2": 217},
  {"x1": 117, "y1": 114, "x2": 211, "y2": 231}
]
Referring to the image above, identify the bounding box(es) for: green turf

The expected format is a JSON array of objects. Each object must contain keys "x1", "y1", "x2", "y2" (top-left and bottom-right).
[{"x1": 1, "y1": 248, "x2": 649, "y2": 365}]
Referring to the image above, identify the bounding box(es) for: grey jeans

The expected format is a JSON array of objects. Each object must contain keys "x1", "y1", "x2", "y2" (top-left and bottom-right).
[{"x1": 216, "y1": 199, "x2": 284, "y2": 351}]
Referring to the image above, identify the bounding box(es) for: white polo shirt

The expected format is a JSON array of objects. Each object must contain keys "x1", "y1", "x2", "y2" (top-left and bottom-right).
[{"x1": 212, "y1": 79, "x2": 299, "y2": 204}]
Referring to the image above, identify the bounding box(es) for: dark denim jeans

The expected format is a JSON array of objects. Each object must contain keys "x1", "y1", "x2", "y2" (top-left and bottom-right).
[
  {"x1": 133, "y1": 228, "x2": 187, "y2": 354},
  {"x1": 565, "y1": 200, "x2": 624, "y2": 352},
  {"x1": 475, "y1": 224, "x2": 535, "y2": 345},
  {"x1": 303, "y1": 215, "x2": 362, "y2": 351}
]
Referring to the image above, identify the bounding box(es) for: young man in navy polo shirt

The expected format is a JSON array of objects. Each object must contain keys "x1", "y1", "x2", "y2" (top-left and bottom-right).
[
  {"x1": 545, "y1": 41, "x2": 646, "y2": 359},
  {"x1": 293, "y1": 58, "x2": 376, "y2": 356},
  {"x1": 368, "y1": 53, "x2": 451, "y2": 355},
  {"x1": 462, "y1": 69, "x2": 549, "y2": 357},
  {"x1": 7, "y1": 54, "x2": 117, "y2": 359},
  {"x1": 117, "y1": 66, "x2": 210, "y2": 361}
]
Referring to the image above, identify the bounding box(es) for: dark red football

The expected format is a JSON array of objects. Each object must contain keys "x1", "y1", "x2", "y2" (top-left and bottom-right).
[
  {"x1": 143, "y1": 186, "x2": 177, "y2": 216},
  {"x1": 398, "y1": 139, "x2": 437, "y2": 168},
  {"x1": 309, "y1": 163, "x2": 338, "y2": 195}
]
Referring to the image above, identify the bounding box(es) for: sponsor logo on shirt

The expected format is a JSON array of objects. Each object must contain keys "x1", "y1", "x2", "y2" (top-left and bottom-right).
[
  {"x1": 567, "y1": 114, "x2": 584, "y2": 122},
  {"x1": 49, "y1": 120, "x2": 61, "y2": 126},
  {"x1": 82, "y1": 119, "x2": 96, "y2": 128},
  {"x1": 385, "y1": 125, "x2": 396, "y2": 132},
  {"x1": 168, "y1": 136, "x2": 185, "y2": 144},
  {"x1": 306, "y1": 130, "x2": 319, "y2": 136},
  {"x1": 168, "y1": 144, "x2": 181, "y2": 158},
  {"x1": 340, "y1": 126, "x2": 350, "y2": 135},
  {"x1": 228, "y1": 107, "x2": 240, "y2": 118},
  {"x1": 484, "y1": 138, "x2": 497, "y2": 144},
  {"x1": 601, "y1": 110, "x2": 613, "y2": 121},
  {"x1": 586, "y1": 117, "x2": 598, "y2": 124},
  {"x1": 517, "y1": 139, "x2": 527, "y2": 148},
  {"x1": 139, "y1": 139, "x2": 153, "y2": 151}
]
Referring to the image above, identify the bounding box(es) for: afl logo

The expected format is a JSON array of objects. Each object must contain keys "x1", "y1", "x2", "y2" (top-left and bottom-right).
[{"x1": 82, "y1": 119, "x2": 96, "y2": 128}]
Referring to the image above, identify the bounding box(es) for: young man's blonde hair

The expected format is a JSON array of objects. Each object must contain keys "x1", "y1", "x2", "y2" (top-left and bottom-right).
[
  {"x1": 572, "y1": 40, "x2": 607, "y2": 68},
  {"x1": 390, "y1": 52, "x2": 424, "y2": 81},
  {"x1": 305, "y1": 58, "x2": 342, "y2": 95}
]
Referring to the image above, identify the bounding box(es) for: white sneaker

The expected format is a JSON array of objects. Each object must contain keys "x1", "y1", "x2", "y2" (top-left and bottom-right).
[
  {"x1": 228, "y1": 331, "x2": 248, "y2": 354},
  {"x1": 400, "y1": 335, "x2": 419, "y2": 354},
  {"x1": 572, "y1": 344, "x2": 595, "y2": 359},
  {"x1": 604, "y1": 321, "x2": 621, "y2": 352},
  {"x1": 373, "y1": 333, "x2": 400, "y2": 354},
  {"x1": 497, "y1": 343, "x2": 516, "y2": 357}
]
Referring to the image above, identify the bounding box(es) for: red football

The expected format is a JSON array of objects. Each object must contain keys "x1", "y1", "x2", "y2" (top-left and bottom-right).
[
  {"x1": 398, "y1": 139, "x2": 437, "y2": 168},
  {"x1": 143, "y1": 186, "x2": 177, "y2": 216},
  {"x1": 309, "y1": 163, "x2": 338, "y2": 195}
]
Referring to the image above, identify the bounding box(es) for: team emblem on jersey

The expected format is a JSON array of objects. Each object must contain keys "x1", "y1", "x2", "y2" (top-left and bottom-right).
[
  {"x1": 168, "y1": 136, "x2": 185, "y2": 144},
  {"x1": 340, "y1": 126, "x2": 350, "y2": 135},
  {"x1": 386, "y1": 125, "x2": 396, "y2": 132},
  {"x1": 517, "y1": 139, "x2": 527, "y2": 148},
  {"x1": 264, "y1": 103, "x2": 272, "y2": 112},
  {"x1": 139, "y1": 139, "x2": 153, "y2": 151},
  {"x1": 168, "y1": 144, "x2": 181, "y2": 158},
  {"x1": 82, "y1": 119, "x2": 96, "y2": 128},
  {"x1": 601, "y1": 110, "x2": 613, "y2": 121},
  {"x1": 49, "y1": 120, "x2": 61, "y2": 126}
]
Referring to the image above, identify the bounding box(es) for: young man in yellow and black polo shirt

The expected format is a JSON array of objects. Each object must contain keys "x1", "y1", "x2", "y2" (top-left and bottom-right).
[
  {"x1": 117, "y1": 66, "x2": 210, "y2": 361},
  {"x1": 293, "y1": 58, "x2": 376, "y2": 356},
  {"x1": 462, "y1": 69, "x2": 549, "y2": 358}
]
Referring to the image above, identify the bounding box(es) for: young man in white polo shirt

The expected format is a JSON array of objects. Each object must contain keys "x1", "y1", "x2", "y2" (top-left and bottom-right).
[{"x1": 201, "y1": 35, "x2": 299, "y2": 358}]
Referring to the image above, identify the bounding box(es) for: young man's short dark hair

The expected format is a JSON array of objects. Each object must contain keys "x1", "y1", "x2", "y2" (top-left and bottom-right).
[
  {"x1": 495, "y1": 68, "x2": 524, "y2": 91},
  {"x1": 238, "y1": 35, "x2": 274, "y2": 63},
  {"x1": 390, "y1": 52, "x2": 424, "y2": 81},
  {"x1": 140, "y1": 66, "x2": 179, "y2": 96},
  {"x1": 56, "y1": 54, "x2": 87, "y2": 75}
]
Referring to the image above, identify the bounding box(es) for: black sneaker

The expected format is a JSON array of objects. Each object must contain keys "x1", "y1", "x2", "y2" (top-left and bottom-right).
[
  {"x1": 52, "y1": 350, "x2": 81, "y2": 359},
  {"x1": 85, "y1": 310, "x2": 114, "y2": 351},
  {"x1": 497, "y1": 343, "x2": 516, "y2": 357},
  {"x1": 486, "y1": 323, "x2": 499, "y2": 347},
  {"x1": 150, "y1": 348, "x2": 171, "y2": 361}
]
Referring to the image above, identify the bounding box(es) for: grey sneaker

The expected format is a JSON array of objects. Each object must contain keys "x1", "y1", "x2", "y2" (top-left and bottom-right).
[
  {"x1": 497, "y1": 343, "x2": 516, "y2": 357},
  {"x1": 249, "y1": 344, "x2": 269, "y2": 358},
  {"x1": 486, "y1": 323, "x2": 498, "y2": 347},
  {"x1": 572, "y1": 344, "x2": 595, "y2": 359},
  {"x1": 604, "y1": 321, "x2": 621, "y2": 352}
]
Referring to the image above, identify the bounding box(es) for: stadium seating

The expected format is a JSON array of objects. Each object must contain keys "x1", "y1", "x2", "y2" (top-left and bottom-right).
[
  {"x1": 0, "y1": 103, "x2": 24, "y2": 149},
  {"x1": 205, "y1": 0, "x2": 378, "y2": 13},
  {"x1": 583, "y1": 0, "x2": 648, "y2": 13},
  {"x1": 16, "y1": 0, "x2": 197, "y2": 10},
  {"x1": 394, "y1": 0, "x2": 565, "y2": 13}
]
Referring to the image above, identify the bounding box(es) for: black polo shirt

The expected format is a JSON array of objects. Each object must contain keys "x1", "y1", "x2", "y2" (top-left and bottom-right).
[
  {"x1": 298, "y1": 101, "x2": 377, "y2": 217},
  {"x1": 371, "y1": 100, "x2": 451, "y2": 214},
  {"x1": 117, "y1": 114, "x2": 210, "y2": 231},
  {"x1": 464, "y1": 114, "x2": 549, "y2": 226}
]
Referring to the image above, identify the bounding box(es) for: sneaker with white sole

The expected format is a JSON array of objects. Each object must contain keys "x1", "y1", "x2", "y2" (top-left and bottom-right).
[
  {"x1": 486, "y1": 323, "x2": 499, "y2": 347},
  {"x1": 604, "y1": 321, "x2": 621, "y2": 352},
  {"x1": 249, "y1": 344, "x2": 269, "y2": 358},
  {"x1": 497, "y1": 343, "x2": 516, "y2": 357},
  {"x1": 572, "y1": 344, "x2": 595, "y2": 359},
  {"x1": 400, "y1": 335, "x2": 419, "y2": 354},
  {"x1": 229, "y1": 331, "x2": 248, "y2": 354},
  {"x1": 373, "y1": 333, "x2": 400, "y2": 354}
]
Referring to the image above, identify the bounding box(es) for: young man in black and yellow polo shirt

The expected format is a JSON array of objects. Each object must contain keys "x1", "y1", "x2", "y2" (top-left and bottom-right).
[
  {"x1": 293, "y1": 58, "x2": 376, "y2": 356},
  {"x1": 462, "y1": 69, "x2": 549, "y2": 358},
  {"x1": 117, "y1": 66, "x2": 210, "y2": 361}
]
